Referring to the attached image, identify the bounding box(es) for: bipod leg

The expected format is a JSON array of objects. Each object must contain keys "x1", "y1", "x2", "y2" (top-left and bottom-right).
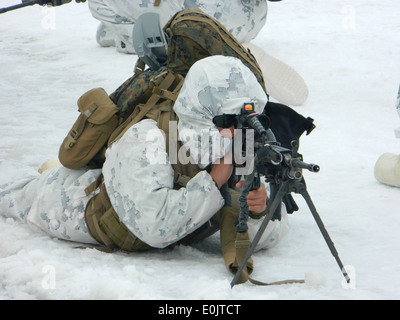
[
  {"x1": 230, "y1": 182, "x2": 288, "y2": 288},
  {"x1": 300, "y1": 188, "x2": 351, "y2": 284}
]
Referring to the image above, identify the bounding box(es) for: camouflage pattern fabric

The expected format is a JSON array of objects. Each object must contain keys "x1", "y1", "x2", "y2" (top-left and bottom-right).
[
  {"x1": 163, "y1": 8, "x2": 266, "y2": 93},
  {"x1": 0, "y1": 160, "x2": 100, "y2": 244},
  {"x1": 174, "y1": 56, "x2": 267, "y2": 169},
  {"x1": 101, "y1": 56, "x2": 284, "y2": 249},
  {"x1": 0, "y1": 57, "x2": 287, "y2": 251},
  {"x1": 110, "y1": 8, "x2": 267, "y2": 121},
  {"x1": 109, "y1": 69, "x2": 161, "y2": 119},
  {"x1": 88, "y1": 0, "x2": 267, "y2": 48}
]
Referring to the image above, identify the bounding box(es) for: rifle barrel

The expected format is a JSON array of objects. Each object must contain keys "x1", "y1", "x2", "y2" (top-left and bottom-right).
[
  {"x1": 1, "y1": 1, "x2": 40, "y2": 14},
  {"x1": 291, "y1": 159, "x2": 320, "y2": 173}
]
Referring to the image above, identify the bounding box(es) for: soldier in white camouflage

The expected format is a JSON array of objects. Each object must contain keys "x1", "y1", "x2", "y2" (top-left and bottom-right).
[
  {"x1": 88, "y1": 0, "x2": 269, "y2": 53},
  {"x1": 0, "y1": 56, "x2": 289, "y2": 250},
  {"x1": 87, "y1": 0, "x2": 309, "y2": 107}
]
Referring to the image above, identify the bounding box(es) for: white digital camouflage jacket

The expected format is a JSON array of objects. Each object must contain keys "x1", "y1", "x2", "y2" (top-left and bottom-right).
[{"x1": 103, "y1": 56, "x2": 287, "y2": 248}]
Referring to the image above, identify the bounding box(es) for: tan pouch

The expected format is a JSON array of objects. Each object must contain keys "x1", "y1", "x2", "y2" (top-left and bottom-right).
[{"x1": 59, "y1": 88, "x2": 120, "y2": 169}]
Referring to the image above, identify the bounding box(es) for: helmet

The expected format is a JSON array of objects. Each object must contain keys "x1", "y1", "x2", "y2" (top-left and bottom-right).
[{"x1": 132, "y1": 12, "x2": 168, "y2": 70}]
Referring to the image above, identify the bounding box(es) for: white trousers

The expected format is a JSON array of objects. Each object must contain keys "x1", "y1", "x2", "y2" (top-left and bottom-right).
[{"x1": 0, "y1": 160, "x2": 100, "y2": 244}]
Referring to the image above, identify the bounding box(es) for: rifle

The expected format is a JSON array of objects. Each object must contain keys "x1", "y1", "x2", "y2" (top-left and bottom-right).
[
  {"x1": 0, "y1": 0, "x2": 85, "y2": 14},
  {"x1": 214, "y1": 104, "x2": 351, "y2": 287}
]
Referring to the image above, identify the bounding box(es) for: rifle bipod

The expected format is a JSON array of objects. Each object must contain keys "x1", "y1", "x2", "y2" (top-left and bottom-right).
[{"x1": 231, "y1": 176, "x2": 351, "y2": 288}]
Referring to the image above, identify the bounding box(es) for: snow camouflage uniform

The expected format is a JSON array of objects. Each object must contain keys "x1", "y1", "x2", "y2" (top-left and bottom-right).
[
  {"x1": 0, "y1": 8, "x2": 296, "y2": 282},
  {"x1": 0, "y1": 57, "x2": 289, "y2": 280},
  {"x1": 88, "y1": 0, "x2": 268, "y2": 52},
  {"x1": 68, "y1": 10, "x2": 273, "y2": 260}
]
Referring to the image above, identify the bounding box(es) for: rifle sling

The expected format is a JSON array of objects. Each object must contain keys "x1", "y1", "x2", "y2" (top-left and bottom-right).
[{"x1": 233, "y1": 231, "x2": 305, "y2": 286}]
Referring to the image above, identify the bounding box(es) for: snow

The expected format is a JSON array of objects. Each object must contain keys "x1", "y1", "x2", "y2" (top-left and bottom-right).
[{"x1": 0, "y1": 0, "x2": 399, "y2": 300}]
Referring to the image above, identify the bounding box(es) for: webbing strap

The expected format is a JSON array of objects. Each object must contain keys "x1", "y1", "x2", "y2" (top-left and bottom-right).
[
  {"x1": 84, "y1": 179, "x2": 150, "y2": 252},
  {"x1": 109, "y1": 71, "x2": 177, "y2": 146},
  {"x1": 100, "y1": 205, "x2": 150, "y2": 252},
  {"x1": 233, "y1": 232, "x2": 252, "y2": 284},
  {"x1": 173, "y1": 172, "x2": 191, "y2": 187},
  {"x1": 85, "y1": 173, "x2": 104, "y2": 196},
  {"x1": 91, "y1": 210, "x2": 115, "y2": 251},
  {"x1": 152, "y1": 86, "x2": 178, "y2": 101},
  {"x1": 64, "y1": 103, "x2": 98, "y2": 150},
  {"x1": 120, "y1": 233, "x2": 137, "y2": 252},
  {"x1": 134, "y1": 59, "x2": 146, "y2": 75},
  {"x1": 249, "y1": 277, "x2": 305, "y2": 286},
  {"x1": 154, "y1": 0, "x2": 161, "y2": 6},
  {"x1": 234, "y1": 232, "x2": 305, "y2": 286},
  {"x1": 133, "y1": 71, "x2": 176, "y2": 122}
]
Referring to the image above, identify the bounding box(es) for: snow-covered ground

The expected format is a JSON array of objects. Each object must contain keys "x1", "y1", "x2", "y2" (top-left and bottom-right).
[{"x1": 0, "y1": 0, "x2": 399, "y2": 300}]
